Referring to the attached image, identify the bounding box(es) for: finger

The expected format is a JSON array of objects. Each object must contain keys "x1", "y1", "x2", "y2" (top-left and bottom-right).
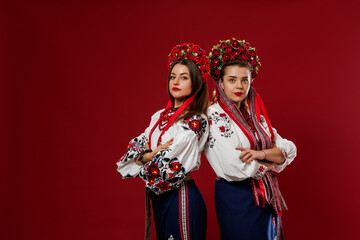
[
  {"x1": 144, "y1": 142, "x2": 149, "y2": 150},
  {"x1": 236, "y1": 147, "x2": 246, "y2": 151},
  {"x1": 246, "y1": 156, "x2": 256, "y2": 163},
  {"x1": 239, "y1": 150, "x2": 248, "y2": 158},
  {"x1": 241, "y1": 152, "x2": 251, "y2": 161},
  {"x1": 166, "y1": 138, "x2": 174, "y2": 144},
  {"x1": 240, "y1": 150, "x2": 250, "y2": 159}
]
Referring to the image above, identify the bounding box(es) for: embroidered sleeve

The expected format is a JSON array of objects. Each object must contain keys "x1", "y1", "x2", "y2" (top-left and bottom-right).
[
  {"x1": 116, "y1": 133, "x2": 148, "y2": 179},
  {"x1": 204, "y1": 107, "x2": 265, "y2": 181},
  {"x1": 139, "y1": 115, "x2": 208, "y2": 194},
  {"x1": 116, "y1": 110, "x2": 163, "y2": 179}
]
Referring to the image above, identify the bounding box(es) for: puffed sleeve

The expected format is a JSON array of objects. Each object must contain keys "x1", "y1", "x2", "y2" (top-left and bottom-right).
[
  {"x1": 138, "y1": 114, "x2": 208, "y2": 194},
  {"x1": 116, "y1": 110, "x2": 162, "y2": 178},
  {"x1": 204, "y1": 108, "x2": 268, "y2": 181},
  {"x1": 260, "y1": 117, "x2": 297, "y2": 173}
]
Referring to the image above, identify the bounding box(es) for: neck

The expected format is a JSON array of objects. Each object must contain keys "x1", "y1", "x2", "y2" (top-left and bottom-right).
[{"x1": 174, "y1": 98, "x2": 185, "y2": 108}]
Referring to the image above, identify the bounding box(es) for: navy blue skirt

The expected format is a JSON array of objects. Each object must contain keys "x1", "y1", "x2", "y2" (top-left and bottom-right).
[
  {"x1": 150, "y1": 180, "x2": 207, "y2": 240},
  {"x1": 215, "y1": 179, "x2": 282, "y2": 240}
]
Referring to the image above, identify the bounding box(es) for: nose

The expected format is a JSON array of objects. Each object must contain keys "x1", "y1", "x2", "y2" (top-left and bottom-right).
[
  {"x1": 236, "y1": 80, "x2": 243, "y2": 89},
  {"x1": 173, "y1": 76, "x2": 180, "y2": 85}
]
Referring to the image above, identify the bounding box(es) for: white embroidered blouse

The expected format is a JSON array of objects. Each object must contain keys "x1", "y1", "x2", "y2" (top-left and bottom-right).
[
  {"x1": 204, "y1": 102, "x2": 297, "y2": 181},
  {"x1": 117, "y1": 109, "x2": 209, "y2": 194}
]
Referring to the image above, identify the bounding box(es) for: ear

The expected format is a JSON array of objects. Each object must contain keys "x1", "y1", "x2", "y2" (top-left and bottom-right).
[{"x1": 220, "y1": 80, "x2": 224, "y2": 90}]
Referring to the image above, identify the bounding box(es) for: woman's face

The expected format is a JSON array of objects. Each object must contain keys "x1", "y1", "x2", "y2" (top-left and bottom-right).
[
  {"x1": 220, "y1": 66, "x2": 251, "y2": 104},
  {"x1": 169, "y1": 64, "x2": 192, "y2": 106}
]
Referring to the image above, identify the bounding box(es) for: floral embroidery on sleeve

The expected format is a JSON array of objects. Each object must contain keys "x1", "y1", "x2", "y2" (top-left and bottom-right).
[
  {"x1": 139, "y1": 149, "x2": 187, "y2": 194},
  {"x1": 253, "y1": 164, "x2": 267, "y2": 180},
  {"x1": 119, "y1": 134, "x2": 148, "y2": 162},
  {"x1": 182, "y1": 115, "x2": 207, "y2": 140},
  {"x1": 206, "y1": 131, "x2": 216, "y2": 148}
]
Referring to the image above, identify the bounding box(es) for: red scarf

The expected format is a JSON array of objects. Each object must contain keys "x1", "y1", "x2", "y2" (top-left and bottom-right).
[
  {"x1": 148, "y1": 94, "x2": 196, "y2": 149},
  {"x1": 216, "y1": 83, "x2": 287, "y2": 215}
]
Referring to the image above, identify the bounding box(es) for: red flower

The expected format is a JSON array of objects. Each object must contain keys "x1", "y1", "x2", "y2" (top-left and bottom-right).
[
  {"x1": 250, "y1": 60, "x2": 258, "y2": 68},
  {"x1": 147, "y1": 176, "x2": 155, "y2": 186},
  {"x1": 212, "y1": 69, "x2": 221, "y2": 79},
  {"x1": 224, "y1": 47, "x2": 233, "y2": 55},
  {"x1": 190, "y1": 45, "x2": 200, "y2": 52},
  {"x1": 188, "y1": 119, "x2": 203, "y2": 132},
  {"x1": 179, "y1": 43, "x2": 188, "y2": 49},
  {"x1": 147, "y1": 163, "x2": 160, "y2": 177},
  {"x1": 209, "y1": 119, "x2": 213, "y2": 125},
  {"x1": 155, "y1": 181, "x2": 170, "y2": 191},
  {"x1": 220, "y1": 41, "x2": 228, "y2": 49},
  {"x1": 169, "y1": 161, "x2": 182, "y2": 172},
  {"x1": 212, "y1": 49, "x2": 221, "y2": 58},
  {"x1": 241, "y1": 54, "x2": 249, "y2": 61},
  {"x1": 211, "y1": 57, "x2": 221, "y2": 68},
  {"x1": 231, "y1": 39, "x2": 240, "y2": 48},
  {"x1": 219, "y1": 126, "x2": 226, "y2": 132},
  {"x1": 223, "y1": 53, "x2": 231, "y2": 61},
  {"x1": 219, "y1": 113, "x2": 227, "y2": 117}
]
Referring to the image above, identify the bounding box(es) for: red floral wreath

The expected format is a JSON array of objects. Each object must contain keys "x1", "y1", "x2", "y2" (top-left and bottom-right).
[
  {"x1": 208, "y1": 38, "x2": 261, "y2": 81},
  {"x1": 168, "y1": 43, "x2": 210, "y2": 83}
]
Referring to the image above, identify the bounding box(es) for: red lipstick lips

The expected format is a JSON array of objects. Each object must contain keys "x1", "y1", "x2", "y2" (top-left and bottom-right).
[
  {"x1": 172, "y1": 87, "x2": 181, "y2": 91},
  {"x1": 234, "y1": 92, "x2": 243, "y2": 96}
]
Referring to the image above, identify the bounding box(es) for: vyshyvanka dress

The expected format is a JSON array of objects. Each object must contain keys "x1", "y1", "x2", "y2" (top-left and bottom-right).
[
  {"x1": 117, "y1": 108, "x2": 208, "y2": 240},
  {"x1": 204, "y1": 102, "x2": 297, "y2": 240}
]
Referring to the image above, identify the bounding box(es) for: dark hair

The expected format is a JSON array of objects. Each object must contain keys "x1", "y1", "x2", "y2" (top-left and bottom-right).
[
  {"x1": 220, "y1": 60, "x2": 252, "y2": 81},
  {"x1": 168, "y1": 58, "x2": 209, "y2": 121}
]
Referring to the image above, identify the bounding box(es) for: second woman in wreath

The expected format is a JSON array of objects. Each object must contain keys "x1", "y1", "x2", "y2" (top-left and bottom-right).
[{"x1": 205, "y1": 38, "x2": 297, "y2": 240}]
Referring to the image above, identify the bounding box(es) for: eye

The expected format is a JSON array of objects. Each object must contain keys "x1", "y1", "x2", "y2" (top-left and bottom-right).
[
  {"x1": 181, "y1": 76, "x2": 189, "y2": 80},
  {"x1": 229, "y1": 78, "x2": 236, "y2": 83},
  {"x1": 169, "y1": 76, "x2": 175, "y2": 80},
  {"x1": 242, "y1": 78, "x2": 249, "y2": 83}
]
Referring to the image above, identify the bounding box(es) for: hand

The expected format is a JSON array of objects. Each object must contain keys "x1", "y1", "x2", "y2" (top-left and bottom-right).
[
  {"x1": 236, "y1": 147, "x2": 266, "y2": 163},
  {"x1": 143, "y1": 138, "x2": 174, "y2": 162}
]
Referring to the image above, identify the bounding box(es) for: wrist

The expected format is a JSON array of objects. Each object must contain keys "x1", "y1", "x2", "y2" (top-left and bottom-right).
[
  {"x1": 139, "y1": 149, "x2": 152, "y2": 164},
  {"x1": 261, "y1": 150, "x2": 267, "y2": 160}
]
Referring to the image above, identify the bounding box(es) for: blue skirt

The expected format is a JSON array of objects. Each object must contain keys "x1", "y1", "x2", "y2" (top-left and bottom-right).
[
  {"x1": 215, "y1": 179, "x2": 283, "y2": 240},
  {"x1": 150, "y1": 180, "x2": 207, "y2": 240}
]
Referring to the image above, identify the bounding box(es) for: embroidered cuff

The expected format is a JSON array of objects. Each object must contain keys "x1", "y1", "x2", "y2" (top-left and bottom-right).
[{"x1": 253, "y1": 164, "x2": 268, "y2": 180}]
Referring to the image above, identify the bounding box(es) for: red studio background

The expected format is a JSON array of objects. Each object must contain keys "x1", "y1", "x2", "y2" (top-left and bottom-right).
[{"x1": 2, "y1": 0, "x2": 360, "y2": 239}]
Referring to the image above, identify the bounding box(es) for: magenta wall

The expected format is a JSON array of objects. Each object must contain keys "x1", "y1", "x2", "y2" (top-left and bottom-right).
[{"x1": 2, "y1": 0, "x2": 360, "y2": 239}]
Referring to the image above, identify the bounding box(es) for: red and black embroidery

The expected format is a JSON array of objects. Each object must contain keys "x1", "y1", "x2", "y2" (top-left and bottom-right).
[
  {"x1": 147, "y1": 162, "x2": 160, "y2": 178},
  {"x1": 119, "y1": 134, "x2": 148, "y2": 164},
  {"x1": 206, "y1": 131, "x2": 216, "y2": 149},
  {"x1": 209, "y1": 111, "x2": 233, "y2": 138},
  {"x1": 182, "y1": 115, "x2": 207, "y2": 140},
  {"x1": 169, "y1": 161, "x2": 182, "y2": 172},
  {"x1": 139, "y1": 151, "x2": 187, "y2": 194}
]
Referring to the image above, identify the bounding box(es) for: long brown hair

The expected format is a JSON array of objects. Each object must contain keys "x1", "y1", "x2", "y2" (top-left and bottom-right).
[{"x1": 168, "y1": 58, "x2": 208, "y2": 121}]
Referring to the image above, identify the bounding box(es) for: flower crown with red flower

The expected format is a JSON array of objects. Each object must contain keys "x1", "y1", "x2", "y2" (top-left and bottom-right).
[
  {"x1": 208, "y1": 38, "x2": 261, "y2": 81},
  {"x1": 168, "y1": 43, "x2": 210, "y2": 83}
]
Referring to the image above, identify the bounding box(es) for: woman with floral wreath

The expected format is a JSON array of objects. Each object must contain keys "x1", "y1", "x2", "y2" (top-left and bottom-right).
[
  {"x1": 204, "y1": 38, "x2": 297, "y2": 240},
  {"x1": 117, "y1": 43, "x2": 209, "y2": 240}
]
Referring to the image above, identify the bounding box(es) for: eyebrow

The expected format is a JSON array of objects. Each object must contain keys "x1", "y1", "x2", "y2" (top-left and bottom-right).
[{"x1": 171, "y1": 72, "x2": 190, "y2": 75}]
